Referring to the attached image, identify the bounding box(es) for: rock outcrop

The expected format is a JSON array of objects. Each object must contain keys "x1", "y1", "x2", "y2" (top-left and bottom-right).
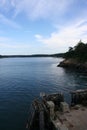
[{"x1": 58, "y1": 58, "x2": 87, "y2": 72}]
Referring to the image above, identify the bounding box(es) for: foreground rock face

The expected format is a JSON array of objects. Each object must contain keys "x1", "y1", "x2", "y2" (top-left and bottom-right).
[{"x1": 58, "y1": 58, "x2": 87, "y2": 72}]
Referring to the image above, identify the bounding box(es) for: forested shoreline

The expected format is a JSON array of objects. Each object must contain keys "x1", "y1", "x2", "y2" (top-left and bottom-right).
[{"x1": 58, "y1": 41, "x2": 87, "y2": 72}]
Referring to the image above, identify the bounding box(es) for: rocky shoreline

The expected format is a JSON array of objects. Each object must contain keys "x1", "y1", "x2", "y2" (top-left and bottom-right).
[{"x1": 58, "y1": 58, "x2": 87, "y2": 72}]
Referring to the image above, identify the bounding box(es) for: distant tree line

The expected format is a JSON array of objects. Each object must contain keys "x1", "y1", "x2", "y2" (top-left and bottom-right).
[
  {"x1": 0, "y1": 40, "x2": 87, "y2": 61},
  {"x1": 64, "y1": 40, "x2": 87, "y2": 62}
]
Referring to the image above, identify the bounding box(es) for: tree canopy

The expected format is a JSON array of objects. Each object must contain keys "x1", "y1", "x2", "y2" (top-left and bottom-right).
[{"x1": 64, "y1": 40, "x2": 87, "y2": 62}]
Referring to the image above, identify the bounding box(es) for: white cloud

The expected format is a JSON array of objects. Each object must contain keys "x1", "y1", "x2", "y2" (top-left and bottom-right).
[
  {"x1": 0, "y1": 31, "x2": 33, "y2": 55},
  {"x1": 35, "y1": 19, "x2": 87, "y2": 52},
  {"x1": 0, "y1": 13, "x2": 21, "y2": 28},
  {"x1": 0, "y1": 42, "x2": 31, "y2": 49},
  {"x1": 0, "y1": 0, "x2": 15, "y2": 12},
  {"x1": 35, "y1": 34, "x2": 43, "y2": 40},
  {"x1": 0, "y1": 0, "x2": 73, "y2": 20},
  {"x1": 0, "y1": 0, "x2": 87, "y2": 22},
  {"x1": 0, "y1": 36, "x2": 10, "y2": 42},
  {"x1": 0, "y1": 36, "x2": 31, "y2": 51}
]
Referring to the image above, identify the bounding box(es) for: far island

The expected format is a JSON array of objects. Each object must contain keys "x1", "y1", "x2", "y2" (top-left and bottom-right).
[
  {"x1": 58, "y1": 40, "x2": 87, "y2": 72},
  {"x1": 0, "y1": 40, "x2": 87, "y2": 72},
  {"x1": 0, "y1": 53, "x2": 64, "y2": 58}
]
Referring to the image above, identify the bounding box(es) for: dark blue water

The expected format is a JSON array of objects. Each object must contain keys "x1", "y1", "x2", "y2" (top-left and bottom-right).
[{"x1": 0, "y1": 58, "x2": 87, "y2": 130}]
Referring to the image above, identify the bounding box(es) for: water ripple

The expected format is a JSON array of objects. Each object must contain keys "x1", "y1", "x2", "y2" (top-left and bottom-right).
[{"x1": 0, "y1": 58, "x2": 87, "y2": 130}]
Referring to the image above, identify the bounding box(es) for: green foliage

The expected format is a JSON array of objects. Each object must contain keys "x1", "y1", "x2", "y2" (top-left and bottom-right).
[{"x1": 64, "y1": 40, "x2": 87, "y2": 62}]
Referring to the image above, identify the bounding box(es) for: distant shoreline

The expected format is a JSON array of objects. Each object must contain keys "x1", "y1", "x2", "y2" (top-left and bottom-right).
[{"x1": 0, "y1": 53, "x2": 64, "y2": 58}]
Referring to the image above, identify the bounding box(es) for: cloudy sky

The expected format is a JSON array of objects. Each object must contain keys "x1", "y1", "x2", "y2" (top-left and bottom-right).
[{"x1": 0, "y1": 0, "x2": 87, "y2": 55}]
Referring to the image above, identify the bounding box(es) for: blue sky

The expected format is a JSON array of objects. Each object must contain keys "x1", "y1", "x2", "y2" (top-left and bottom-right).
[{"x1": 0, "y1": 0, "x2": 87, "y2": 55}]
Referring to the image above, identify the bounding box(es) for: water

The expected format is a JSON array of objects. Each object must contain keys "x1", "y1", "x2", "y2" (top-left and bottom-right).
[{"x1": 0, "y1": 57, "x2": 87, "y2": 130}]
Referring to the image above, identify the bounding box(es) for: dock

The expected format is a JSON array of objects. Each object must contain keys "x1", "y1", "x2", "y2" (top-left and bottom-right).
[
  {"x1": 27, "y1": 89, "x2": 87, "y2": 130},
  {"x1": 54, "y1": 105, "x2": 87, "y2": 130}
]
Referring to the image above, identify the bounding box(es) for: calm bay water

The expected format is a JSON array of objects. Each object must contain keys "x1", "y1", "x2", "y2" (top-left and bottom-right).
[{"x1": 0, "y1": 57, "x2": 87, "y2": 130}]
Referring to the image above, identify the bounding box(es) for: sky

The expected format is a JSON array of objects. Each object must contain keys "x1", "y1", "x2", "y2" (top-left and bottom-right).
[{"x1": 0, "y1": 0, "x2": 87, "y2": 55}]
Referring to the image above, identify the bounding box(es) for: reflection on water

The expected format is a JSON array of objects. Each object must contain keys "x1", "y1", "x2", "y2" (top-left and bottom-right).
[{"x1": 0, "y1": 58, "x2": 87, "y2": 130}]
